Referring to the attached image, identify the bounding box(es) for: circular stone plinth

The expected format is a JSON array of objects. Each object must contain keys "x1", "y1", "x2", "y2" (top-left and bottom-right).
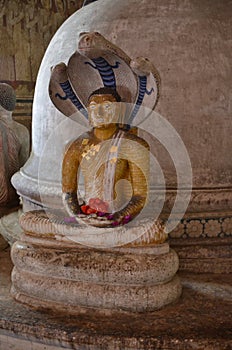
[
  {"x1": 11, "y1": 211, "x2": 181, "y2": 313},
  {"x1": 11, "y1": 241, "x2": 181, "y2": 313},
  {"x1": 0, "y1": 209, "x2": 22, "y2": 246},
  {"x1": 18, "y1": 210, "x2": 168, "y2": 248}
]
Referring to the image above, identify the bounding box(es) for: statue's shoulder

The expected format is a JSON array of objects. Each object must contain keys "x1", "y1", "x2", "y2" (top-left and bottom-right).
[
  {"x1": 121, "y1": 129, "x2": 150, "y2": 150},
  {"x1": 64, "y1": 131, "x2": 92, "y2": 151}
]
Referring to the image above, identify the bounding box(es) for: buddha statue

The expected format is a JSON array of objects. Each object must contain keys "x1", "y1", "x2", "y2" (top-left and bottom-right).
[
  {"x1": 0, "y1": 83, "x2": 30, "y2": 211},
  {"x1": 46, "y1": 31, "x2": 167, "y2": 243},
  {"x1": 62, "y1": 87, "x2": 150, "y2": 227},
  {"x1": 47, "y1": 31, "x2": 163, "y2": 235},
  {"x1": 10, "y1": 32, "x2": 181, "y2": 314}
]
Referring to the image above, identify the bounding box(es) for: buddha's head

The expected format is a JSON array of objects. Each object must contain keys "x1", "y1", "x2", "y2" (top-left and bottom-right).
[
  {"x1": 87, "y1": 87, "x2": 122, "y2": 128},
  {"x1": 0, "y1": 83, "x2": 16, "y2": 113}
]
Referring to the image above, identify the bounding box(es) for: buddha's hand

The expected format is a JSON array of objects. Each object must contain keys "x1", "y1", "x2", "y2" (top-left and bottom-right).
[
  {"x1": 76, "y1": 196, "x2": 144, "y2": 227},
  {"x1": 75, "y1": 211, "x2": 131, "y2": 228},
  {"x1": 110, "y1": 195, "x2": 145, "y2": 226},
  {"x1": 63, "y1": 195, "x2": 144, "y2": 228},
  {"x1": 75, "y1": 198, "x2": 114, "y2": 227},
  {"x1": 75, "y1": 213, "x2": 114, "y2": 227},
  {"x1": 73, "y1": 198, "x2": 125, "y2": 228},
  {"x1": 65, "y1": 211, "x2": 130, "y2": 228},
  {"x1": 62, "y1": 192, "x2": 81, "y2": 217}
]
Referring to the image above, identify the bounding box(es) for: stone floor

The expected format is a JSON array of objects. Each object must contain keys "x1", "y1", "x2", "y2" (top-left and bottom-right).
[{"x1": 0, "y1": 248, "x2": 231, "y2": 350}]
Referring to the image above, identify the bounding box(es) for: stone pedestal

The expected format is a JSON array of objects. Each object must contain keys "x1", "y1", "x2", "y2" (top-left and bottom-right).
[
  {"x1": 0, "y1": 209, "x2": 23, "y2": 247},
  {"x1": 11, "y1": 210, "x2": 182, "y2": 313},
  {"x1": 1, "y1": 248, "x2": 232, "y2": 350},
  {"x1": 0, "y1": 207, "x2": 21, "y2": 250}
]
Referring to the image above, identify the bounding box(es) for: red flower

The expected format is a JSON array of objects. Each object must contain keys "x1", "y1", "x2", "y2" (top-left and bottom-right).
[
  {"x1": 81, "y1": 198, "x2": 109, "y2": 216},
  {"x1": 88, "y1": 198, "x2": 109, "y2": 213}
]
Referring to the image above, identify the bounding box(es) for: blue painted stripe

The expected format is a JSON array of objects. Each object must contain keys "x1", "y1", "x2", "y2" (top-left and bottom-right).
[
  {"x1": 128, "y1": 76, "x2": 147, "y2": 123},
  {"x1": 146, "y1": 87, "x2": 154, "y2": 95},
  {"x1": 55, "y1": 81, "x2": 87, "y2": 118},
  {"x1": 85, "y1": 57, "x2": 120, "y2": 89},
  {"x1": 128, "y1": 76, "x2": 155, "y2": 124}
]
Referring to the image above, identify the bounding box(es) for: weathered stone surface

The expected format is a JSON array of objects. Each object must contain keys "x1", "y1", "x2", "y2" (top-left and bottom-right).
[
  {"x1": 11, "y1": 270, "x2": 181, "y2": 313},
  {"x1": 11, "y1": 241, "x2": 181, "y2": 312},
  {"x1": 11, "y1": 242, "x2": 178, "y2": 285},
  {"x1": 10, "y1": 209, "x2": 181, "y2": 312},
  {"x1": 171, "y1": 237, "x2": 232, "y2": 273},
  {"x1": 1, "y1": 249, "x2": 231, "y2": 349}
]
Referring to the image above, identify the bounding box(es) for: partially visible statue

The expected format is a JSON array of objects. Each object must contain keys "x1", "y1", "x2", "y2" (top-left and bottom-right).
[{"x1": 0, "y1": 83, "x2": 30, "y2": 211}]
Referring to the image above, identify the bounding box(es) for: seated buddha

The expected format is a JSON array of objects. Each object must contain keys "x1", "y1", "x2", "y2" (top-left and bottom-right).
[
  {"x1": 0, "y1": 83, "x2": 29, "y2": 210},
  {"x1": 62, "y1": 87, "x2": 150, "y2": 227}
]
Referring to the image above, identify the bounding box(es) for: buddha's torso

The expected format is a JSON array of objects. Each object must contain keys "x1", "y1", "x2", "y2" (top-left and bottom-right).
[
  {"x1": 79, "y1": 129, "x2": 132, "y2": 211},
  {"x1": 62, "y1": 127, "x2": 149, "y2": 213}
]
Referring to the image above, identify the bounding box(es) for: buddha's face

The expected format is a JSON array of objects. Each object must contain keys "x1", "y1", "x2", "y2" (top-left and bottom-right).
[{"x1": 87, "y1": 94, "x2": 119, "y2": 128}]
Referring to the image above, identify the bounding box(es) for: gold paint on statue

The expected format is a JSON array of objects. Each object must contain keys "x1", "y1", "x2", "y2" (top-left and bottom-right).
[
  {"x1": 110, "y1": 146, "x2": 118, "y2": 153},
  {"x1": 62, "y1": 89, "x2": 150, "y2": 227},
  {"x1": 82, "y1": 139, "x2": 89, "y2": 145},
  {"x1": 110, "y1": 158, "x2": 117, "y2": 164}
]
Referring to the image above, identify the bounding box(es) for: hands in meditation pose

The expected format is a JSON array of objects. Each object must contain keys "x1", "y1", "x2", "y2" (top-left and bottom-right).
[{"x1": 62, "y1": 87, "x2": 150, "y2": 227}]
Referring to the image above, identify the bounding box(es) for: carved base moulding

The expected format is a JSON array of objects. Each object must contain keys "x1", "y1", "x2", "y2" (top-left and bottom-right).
[
  {"x1": 166, "y1": 213, "x2": 232, "y2": 274},
  {"x1": 169, "y1": 215, "x2": 232, "y2": 239},
  {"x1": 10, "y1": 210, "x2": 182, "y2": 313}
]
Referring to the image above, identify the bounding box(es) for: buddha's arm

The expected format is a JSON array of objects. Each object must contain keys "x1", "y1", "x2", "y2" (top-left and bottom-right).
[
  {"x1": 114, "y1": 139, "x2": 150, "y2": 222},
  {"x1": 62, "y1": 141, "x2": 81, "y2": 216}
]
